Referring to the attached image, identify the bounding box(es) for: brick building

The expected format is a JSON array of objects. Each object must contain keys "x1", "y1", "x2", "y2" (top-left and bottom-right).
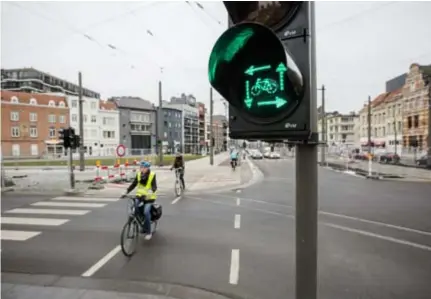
[
  {"x1": 1, "y1": 91, "x2": 70, "y2": 158},
  {"x1": 402, "y1": 63, "x2": 431, "y2": 152}
]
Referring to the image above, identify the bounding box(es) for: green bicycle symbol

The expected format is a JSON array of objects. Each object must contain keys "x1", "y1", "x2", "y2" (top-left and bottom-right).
[{"x1": 250, "y1": 78, "x2": 279, "y2": 97}]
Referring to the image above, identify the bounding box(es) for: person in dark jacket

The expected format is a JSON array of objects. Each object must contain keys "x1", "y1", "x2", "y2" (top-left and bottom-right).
[{"x1": 171, "y1": 152, "x2": 185, "y2": 189}]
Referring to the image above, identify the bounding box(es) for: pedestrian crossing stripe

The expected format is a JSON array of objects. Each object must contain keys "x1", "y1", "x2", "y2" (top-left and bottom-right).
[
  {"x1": 32, "y1": 202, "x2": 106, "y2": 208},
  {"x1": 51, "y1": 196, "x2": 119, "y2": 202},
  {"x1": 1, "y1": 217, "x2": 69, "y2": 226},
  {"x1": 5, "y1": 208, "x2": 90, "y2": 216},
  {"x1": 1, "y1": 230, "x2": 41, "y2": 241}
]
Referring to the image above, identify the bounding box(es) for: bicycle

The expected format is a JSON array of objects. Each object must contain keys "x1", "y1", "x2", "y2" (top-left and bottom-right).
[
  {"x1": 174, "y1": 167, "x2": 185, "y2": 196},
  {"x1": 251, "y1": 78, "x2": 279, "y2": 97},
  {"x1": 120, "y1": 195, "x2": 162, "y2": 257}
]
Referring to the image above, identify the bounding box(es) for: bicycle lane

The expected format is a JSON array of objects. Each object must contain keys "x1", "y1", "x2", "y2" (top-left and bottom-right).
[{"x1": 86, "y1": 192, "x2": 249, "y2": 299}]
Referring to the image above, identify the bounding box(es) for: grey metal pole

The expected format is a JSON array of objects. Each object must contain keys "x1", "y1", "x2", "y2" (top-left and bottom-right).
[
  {"x1": 158, "y1": 80, "x2": 163, "y2": 165},
  {"x1": 69, "y1": 147, "x2": 75, "y2": 190},
  {"x1": 210, "y1": 88, "x2": 214, "y2": 166},
  {"x1": 78, "y1": 72, "x2": 85, "y2": 171},
  {"x1": 367, "y1": 96, "x2": 372, "y2": 176},
  {"x1": 320, "y1": 85, "x2": 326, "y2": 164},
  {"x1": 393, "y1": 105, "x2": 397, "y2": 156},
  {"x1": 296, "y1": 2, "x2": 317, "y2": 299},
  {"x1": 427, "y1": 93, "x2": 431, "y2": 168}
]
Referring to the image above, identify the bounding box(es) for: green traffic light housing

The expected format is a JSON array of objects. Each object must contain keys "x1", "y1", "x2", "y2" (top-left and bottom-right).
[{"x1": 208, "y1": 22, "x2": 304, "y2": 125}]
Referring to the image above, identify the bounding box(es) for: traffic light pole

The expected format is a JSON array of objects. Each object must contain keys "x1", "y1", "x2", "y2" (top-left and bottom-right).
[
  {"x1": 210, "y1": 88, "x2": 214, "y2": 166},
  {"x1": 320, "y1": 85, "x2": 326, "y2": 164},
  {"x1": 78, "y1": 72, "x2": 85, "y2": 171},
  {"x1": 295, "y1": 2, "x2": 318, "y2": 299},
  {"x1": 68, "y1": 147, "x2": 75, "y2": 190}
]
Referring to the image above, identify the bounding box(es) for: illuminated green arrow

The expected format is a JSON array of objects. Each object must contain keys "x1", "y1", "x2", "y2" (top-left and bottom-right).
[
  {"x1": 245, "y1": 65, "x2": 271, "y2": 76},
  {"x1": 276, "y1": 63, "x2": 287, "y2": 91},
  {"x1": 244, "y1": 80, "x2": 253, "y2": 109},
  {"x1": 257, "y1": 97, "x2": 287, "y2": 108}
]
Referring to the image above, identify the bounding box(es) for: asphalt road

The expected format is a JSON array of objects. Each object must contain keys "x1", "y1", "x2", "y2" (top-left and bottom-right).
[{"x1": 2, "y1": 157, "x2": 431, "y2": 299}]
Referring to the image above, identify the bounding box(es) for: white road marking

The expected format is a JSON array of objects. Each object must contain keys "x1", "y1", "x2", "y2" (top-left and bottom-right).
[
  {"x1": 5, "y1": 208, "x2": 90, "y2": 216},
  {"x1": 171, "y1": 196, "x2": 182, "y2": 204},
  {"x1": 236, "y1": 190, "x2": 241, "y2": 193},
  {"x1": 320, "y1": 211, "x2": 431, "y2": 237},
  {"x1": 234, "y1": 214, "x2": 241, "y2": 229},
  {"x1": 1, "y1": 230, "x2": 41, "y2": 241},
  {"x1": 229, "y1": 249, "x2": 240, "y2": 285},
  {"x1": 324, "y1": 223, "x2": 431, "y2": 252},
  {"x1": 236, "y1": 198, "x2": 240, "y2": 206},
  {"x1": 1, "y1": 217, "x2": 69, "y2": 226},
  {"x1": 51, "y1": 196, "x2": 119, "y2": 202},
  {"x1": 32, "y1": 202, "x2": 106, "y2": 208},
  {"x1": 81, "y1": 245, "x2": 121, "y2": 277}
]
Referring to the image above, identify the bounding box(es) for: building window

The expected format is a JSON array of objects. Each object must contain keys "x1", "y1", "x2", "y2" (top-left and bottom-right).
[
  {"x1": 48, "y1": 114, "x2": 56, "y2": 123},
  {"x1": 48, "y1": 100, "x2": 55, "y2": 107},
  {"x1": 49, "y1": 128, "x2": 56, "y2": 138},
  {"x1": 414, "y1": 115, "x2": 419, "y2": 128},
  {"x1": 11, "y1": 126, "x2": 20, "y2": 137},
  {"x1": 29, "y1": 112, "x2": 37, "y2": 122},
  {"x1": 29, "y1": 98, "x2": 37, "y2": 105},
  {"x1": 72, "y1": 114, "x2": 77, "y2": 122},
  {"x1": 91, "y1": 102, "x2": 97, "y2": 109},
  {"x1": 59, "y1": 101, "x2": 65, "y2": 108},
  {"x1": 84, "y1": 115, "x2": 88, "y2": 123},
  {"x1": 10, "y1": 96, "x2": 19, "y2": 103},
  {"x1": 72, "y1": 100, "x2": 78, "y2": 108},
  {"x1": 12, "y1": 144, "x2": 20, "y2": 157},
  {"x1": 103, "y1": 131, "x2": 115, "y2": 139},
  {"x1": 91, "y1": 115, "x2": 97, "y2": 123},
  {"x1": 10, "y1": 111, "x2": 19, "y2": 121},
  {"x1": 59, "y1": 115, "x2": 66, "y2": 124},
  {"x1": 31, "y1": 144, "x2": 38, "y2": 156},
  {"x1": 30, "y1": 127, "x2": 38, "y2": 137}
]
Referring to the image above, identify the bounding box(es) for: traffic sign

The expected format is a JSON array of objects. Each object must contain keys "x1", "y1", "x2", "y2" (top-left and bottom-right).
[{"x1": 116, "y1": 144, "x2": 126, "y2": 157}]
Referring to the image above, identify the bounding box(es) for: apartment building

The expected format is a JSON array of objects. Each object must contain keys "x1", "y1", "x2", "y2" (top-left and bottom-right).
[
  {"x1": 1, "y1": 91, "x2": 69, "y2": 158},
  {"x1": 198, "y1": 102, "x2": 207, "y2": 153},
  {"x1": 161, "y1": 107, "x2": 183, "y2": 154},
  {"x1": 359, "y1": 92, "x2": 388, "y2": 148},
  {"x1": 402, "y1": 63, "x2": 431, "y2": 151},
  {"x1": 319, "y1": 111, "x2": 358, "y2": 146},
  {"x1": 110, "y1": 97, "x2": 156, "y2": 155},
  {"x1": 384, "y1": 89, "x2": 403, "y2": 153},
  {"x1": 213, "y1": 115, "x2": 228, "y2": 151},
  {"x1": 99, "y1": 100, "x2": 120, "y2": 156},
  {"x1": 1, "y1": 67, "x2": 99, "y2": 98}
]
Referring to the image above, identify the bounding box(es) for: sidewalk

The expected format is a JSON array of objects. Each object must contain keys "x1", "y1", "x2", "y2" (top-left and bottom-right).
[
  {"x1": 321, "y1": 156, "x2": 431, "y2": 181},
  {"x1": 86, "y1": 153, "x2": 255, "y2": 197}
]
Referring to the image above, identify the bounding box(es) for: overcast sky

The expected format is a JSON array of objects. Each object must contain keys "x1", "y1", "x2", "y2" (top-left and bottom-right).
[{"x1": 2, "y1": 1, "x2": 431, "y2": 115}]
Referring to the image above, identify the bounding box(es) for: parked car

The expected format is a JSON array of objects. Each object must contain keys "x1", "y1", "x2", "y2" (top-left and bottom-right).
[
  {"x1": 264, "y1": 151, "x2": 271, "y2": 158},
  {"x1": 377, "y1": 152, "x2": 400, "y2": 164},
  {"x1": 415, "y1": 155, "x2": 429, "y2": 167}
]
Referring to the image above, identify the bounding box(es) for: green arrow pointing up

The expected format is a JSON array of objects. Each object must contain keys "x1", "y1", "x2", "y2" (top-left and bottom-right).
[
  {"x1": 276, "y1": 63, "x2": 287, "y2": 91},
  {"x1": 257, "y1": 96, "x2": 287, "y2": 108},
  {"x1": 245, "y1": 65, "x2": 271, "y2": 76}
]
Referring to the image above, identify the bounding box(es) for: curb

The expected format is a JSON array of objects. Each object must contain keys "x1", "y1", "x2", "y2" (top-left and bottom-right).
[{"x1": 1, "y1": 273, "x2": 243, "y2": 299}]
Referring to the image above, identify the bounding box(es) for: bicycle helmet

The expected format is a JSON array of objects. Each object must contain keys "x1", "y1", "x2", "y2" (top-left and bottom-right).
[{"x1": 140, "y1": 161, "x2": 151, "y2": 168}]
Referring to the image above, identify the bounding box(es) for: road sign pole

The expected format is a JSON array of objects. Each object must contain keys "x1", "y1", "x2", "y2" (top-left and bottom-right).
[{"x1": 296, "y1": 2, "x2": 317, "y2": 299}]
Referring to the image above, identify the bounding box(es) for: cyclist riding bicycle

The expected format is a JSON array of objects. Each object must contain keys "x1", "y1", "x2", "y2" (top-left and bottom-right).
[
  {"x1": 171, "y1": 152, "x2": 185, "y2": 190},
  {"x1": 122, "y1": 161, "x2": 157, "y2": 240},
  {"x1": 230, "y1": 149, "x2": 239, "y2": 168}
]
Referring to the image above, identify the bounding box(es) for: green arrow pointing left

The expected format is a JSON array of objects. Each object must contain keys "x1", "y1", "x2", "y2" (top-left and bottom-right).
[
  {"x1": 245, "y1": 65, "x2": 271, "y2": 76},
  {"x1": 257, "y1": 97, "x2": 287, "y2": 108}
]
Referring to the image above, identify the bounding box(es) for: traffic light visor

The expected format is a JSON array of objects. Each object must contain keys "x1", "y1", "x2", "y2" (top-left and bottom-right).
[{"x1": 208, "y1": 22, "x2": 304, "y2": 121}]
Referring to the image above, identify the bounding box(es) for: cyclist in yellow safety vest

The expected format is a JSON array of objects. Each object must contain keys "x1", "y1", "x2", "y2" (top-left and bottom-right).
[{"x1": 122, "y1": 161, "x2": 157, "y2": 240}]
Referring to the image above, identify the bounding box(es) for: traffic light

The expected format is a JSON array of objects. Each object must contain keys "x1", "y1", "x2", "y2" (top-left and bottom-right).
[
  {"x1": 59, "y1": 128, "x2": 71, "y2": 148},
  {"x1": 72, "y1": 135, "x2": 81, "y2": 150},
  {"x1": 208, "y1": 2, "x2": 313, "y2": 142}
]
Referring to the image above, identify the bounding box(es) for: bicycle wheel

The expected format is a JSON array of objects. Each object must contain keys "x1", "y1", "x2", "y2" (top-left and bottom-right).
[
  {"x1": 174, "y1": 179, "x2": 182, "y2": 196},
  {"x1": 151, "y1": 220, "x2": 158, "y2": 234},
  {"x1": 120, "y1": 218, "x2": 139, "y2": 257}
]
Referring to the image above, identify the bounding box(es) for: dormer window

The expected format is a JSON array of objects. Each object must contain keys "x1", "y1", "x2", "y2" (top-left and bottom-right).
[
  {"x1": 29, "y1": 98, "x2": 37, "y2": 105},
  {"x1": 48, "y1": 100, "x2": 55, "y2": 107},
  {"x1": 59, "y1": 101, "x2": 65, "y2": 108},
  {"x1": 11, "y1": 96, "x2": 19, "y2": 103}
]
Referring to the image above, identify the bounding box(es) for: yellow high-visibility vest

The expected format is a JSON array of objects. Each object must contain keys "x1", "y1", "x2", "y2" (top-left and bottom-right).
[{"x1": 136, "y1": 171, "x2": 156, "y2": 200}]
